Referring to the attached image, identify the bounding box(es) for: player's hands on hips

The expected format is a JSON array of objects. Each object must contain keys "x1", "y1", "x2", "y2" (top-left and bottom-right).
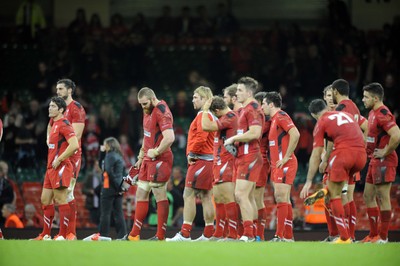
[
  {"x1": 52, "y1": 158, "x2": 61, "y2": 169},
  {"x1": 373, "y1": 148, "x2": 386, "y2": 159},
  {"x1": 147, "y1": 148, "x2": 159, "y2": 159},
  {"x1": 187, "y1": 155, "x2": 197, "y2": 165},
  {"x1": 276, "y1": 156, "x2": 289, "y2": 168},
  {"x1": 224, "y1": 137, "x2": 234, "y2": 146},
  {"x1": 300, "y1": 181, "x2": 312, "y2": 199}
]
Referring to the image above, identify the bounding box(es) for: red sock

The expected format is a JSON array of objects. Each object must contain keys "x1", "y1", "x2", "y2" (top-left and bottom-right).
[
  {"x1": 58, "y1": 204, "x2": 71, "y2": 238},
  {"x1": 203, "y1": 224, "x2": 214, "y2": 238},
  {"x1": 130, "y1": 201, "x2": 149, "y2": 237},
  {"x1": 348, "y1": 201, "x2": 357, "y2": 239},
  {"x1": 243, "y1": 220, "x2": 254, "y2": 238},
  {"x1": 223, "y1": 218, "x2": 229, "y2": 237},
  {"x1": 379, "y1": 210, "x2": 391, "y2": 240},
  {"x1": 367, "y1": 207, "x2": 379, "y2": 237},
  {"x1": 180, "y1": 223, "x2": 192, "y2": 238},
  {"x1": 213, "y1": 203, "x2": 226, "y2": 238},
  {"x1": 41, "y1": 204, "x2": 55, "y2": 236},
  {"x1": 284, "y1": 203, "x2": 293, "y2": 240},
  {"x1": 237, "y1": 221, "x2": 244, "y2": 237},
  {"x1": 256, "y1": 207, "x2": 267, "y2": 240},
  {"x1": 156, "y1": 200, "x2": 169, "y2": 240},
  {"x1": 325, "y1": 202, "x2": 337, "y2": 236},
  {"x1": 67, "y1": 199, "x2": 77, "y2": 235},
  {"x1": 225, "y1": 202, "x2": 238, "y2": 239},
  {"x1": 343, "y1": 202, "x2": 350, "y2": 234},
  {"x1": 275, "y1": 203, "x2": 288, "y2": 238},
  {"x1": 330, "y1": 198, "x2": 350, "y2": 240},
  {"x1": 0, "y1": 228, "x2": 3, "y2": 239},
  {"x1": 236, "y1": 203, "x2": 244, "y2": 237}
]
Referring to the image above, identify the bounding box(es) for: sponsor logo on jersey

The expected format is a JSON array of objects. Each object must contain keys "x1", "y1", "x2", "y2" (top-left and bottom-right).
[
  {"x1": 144, "y1": 130, "x2": 151, "y2": 137},
  {"x1": 49, "y1": 144, "x2": 55, "y2": 149},
  {"x1": 366, "y1": 137, "x2": 375, "y2": 143},
  {"x1": 269, "y1": 140, "x2": 275, "y2": 146}
]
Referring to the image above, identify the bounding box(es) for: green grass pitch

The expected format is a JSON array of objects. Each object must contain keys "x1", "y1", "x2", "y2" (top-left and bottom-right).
[{"x1": 1, "y1": 241, "x2": 399, "y2": 266}]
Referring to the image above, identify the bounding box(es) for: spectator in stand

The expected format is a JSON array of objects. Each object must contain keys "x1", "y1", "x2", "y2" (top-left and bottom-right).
[
  {"x1": 67, "y1": 8, "x2": 87, "y2": 52},
  {"x1": 107, "y1": 13, "x2": 129, "y2": 80},
  {"x1": 376, "y1": 49, "x2": 397, "y2": 83},
  {"x1": 131, "y1": 13, "x2": 151, "y2": 42},
  {"x1": 83, "y1": 114, "x2": 101, "y2": 168},
  {"x1": 0, "y1": 163, "x2": 14, "y2": 227},
  {"x1": 176, "y1": 6, "x2": 194, "y2": 39},
  {"x1": 15, "y1": 114, "x2": 38, "y2": 169},
  {"x1": 279, "y1": 84, "x2": 295, "y2": 117},
  {"x1": 171, "y1": 166, "x2": 185, "y2": 194},
  {"x1": 33, "y1": 61, "x2": 53, "y2": 103},
  {"x1": 98, "y1": 101, "x2": 119, "y2": 142},
  {"x1": 303, "y1": 44, "x2": 324, "y2": 97},
  {"x1": 15, "y1": 0, "x2": 46, "y2": 41},
  {"x1": 82, "y1": 165, "x2": 101, "y2": 226},
  {"x1": 213, "y1": 2, "x2": 239, "y2": 38},
  {"x1": 153, "y1": 5, "x2": 176, "y2": 42},
  {"x1": 119, "y1": 134, "x2": 135, "y2": 168},
  {"x1": 167, "y1": 179, "x2": 184, "y2": 227},
  {"x1": 3, "y1": 103, "x2": 23, "y2": 161},
  {"x1": 22, "y1": 203, "x2": 42, "y2": 228},
  {"x1": 231, "y1": 36, "x2": 253, "y2": 77},
  {"x1": 192, "y1": 5, "x2": 213, "y2": 38},
  {"x1": 170, "y1": 90, "x2": 196, "y2": 120},
  {"x1": 119, "y1": 87, "x2": 142, "y2": 155},
  {"x1": 383, "y1": 73, "x2": 399, "y2": 116},
  {"x1": 88, "y1": 14, "x2": 104, "y2": 46},
  {"x1": 2, "y1": 204, "x2": 23, "y2": 228},
  {"x1": 26, "y1": 99, "x2": 47, "y2": 162},
  {"x1": 338, "y1": 44, "x2": 360, "y2": 97}
]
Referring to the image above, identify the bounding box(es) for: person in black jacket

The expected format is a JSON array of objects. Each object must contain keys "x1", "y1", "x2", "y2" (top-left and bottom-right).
[{"x1": 99, "y1": 137, "x2": 127, "y2": 238}]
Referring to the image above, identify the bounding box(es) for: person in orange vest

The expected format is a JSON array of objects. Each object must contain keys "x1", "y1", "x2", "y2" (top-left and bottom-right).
[
  {"x1": 2, "y1": 203, "x2": 24, "y2": 228},
  {"x1": 304, "y1": 184, "x2": 327, "y2": 229}
]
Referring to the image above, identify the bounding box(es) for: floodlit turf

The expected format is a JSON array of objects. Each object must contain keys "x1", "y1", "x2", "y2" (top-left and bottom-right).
[{"x1": 1, "y1": 241, "x2": 399, "y2": 266}]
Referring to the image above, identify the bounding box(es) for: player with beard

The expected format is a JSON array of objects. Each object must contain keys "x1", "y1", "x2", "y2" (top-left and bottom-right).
[
  {"x1": 122, "y1": 87, "x2": 175, "y2": 241},
  {"x1": 223, "y1": 84, "x2": 242, "y2": 113}
]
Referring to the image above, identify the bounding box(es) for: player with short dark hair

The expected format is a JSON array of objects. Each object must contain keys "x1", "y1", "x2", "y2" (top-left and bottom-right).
[
  {"x1": 360, "y1": 83, "x2": 400, "y2": 243},
  {"x1": 254, "y1": 91, "x2": 271, "y2": 241},
  {"x1": 33, "y1": 96, "x2": 79, "y2": 240},
  {"x1": 263, "y1": 91, "x2": 300, "y2": 242},
  {"x1": 301, "y1": 99, "x2": 367, "y2": 244},
  {"x1": 201, "y1": 96, "x2": 239, "y2": 241},
  {"x1": 52, "y1": 78, "x2": 86, "y2": 240},
  {"x1": 224, "y1": 77, "x2": 264, "y2": 242}
]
